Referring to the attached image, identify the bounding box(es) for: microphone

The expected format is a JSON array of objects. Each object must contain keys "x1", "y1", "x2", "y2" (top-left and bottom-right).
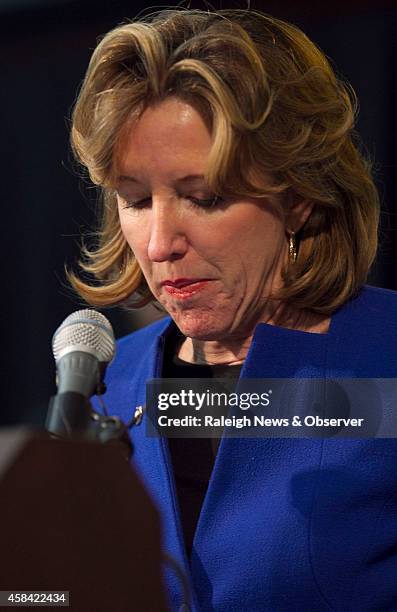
[
  {"x1": 52, "y1": 309, "x2": 115, "y2": 399},
  {"x1": 46, "y1": 309, "x2": 134, "y2": 458},
  {"x1": 46, "y1": 309, "x2": 115, "y2": 440}
]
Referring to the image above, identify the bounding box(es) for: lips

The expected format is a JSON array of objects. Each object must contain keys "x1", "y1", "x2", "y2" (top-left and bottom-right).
[
  {"x1": 161, "y1": 278, "x2": 212, "y2": 299},
  {"x1": 161, "y1": 278, "x2": 210, "y2": 288}
]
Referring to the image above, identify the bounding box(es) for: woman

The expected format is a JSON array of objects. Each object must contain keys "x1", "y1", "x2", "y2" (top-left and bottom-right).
[{"x1": 69, "y1": 9, "x2": 397, "y2": 612}]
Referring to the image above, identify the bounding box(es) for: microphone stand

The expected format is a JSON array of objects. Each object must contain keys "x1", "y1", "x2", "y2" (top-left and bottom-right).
[{"x1": 46, "y1": 391, "x2": 134, "y2": 460}]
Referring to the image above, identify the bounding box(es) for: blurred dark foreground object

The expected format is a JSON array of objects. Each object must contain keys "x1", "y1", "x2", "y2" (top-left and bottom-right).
[{"x1": 0, "y1": 429, "x2": 168, "y2": 612}]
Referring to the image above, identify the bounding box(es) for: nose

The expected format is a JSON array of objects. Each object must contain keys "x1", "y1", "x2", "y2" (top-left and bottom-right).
[{"x1": 147, "y1": 199, "x2": 188, "y2": 262}]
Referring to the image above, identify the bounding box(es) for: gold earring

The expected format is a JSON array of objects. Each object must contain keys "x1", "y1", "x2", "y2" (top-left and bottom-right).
[{"x1": 289, "y1": 231, "x2": 297, "y2": 263}]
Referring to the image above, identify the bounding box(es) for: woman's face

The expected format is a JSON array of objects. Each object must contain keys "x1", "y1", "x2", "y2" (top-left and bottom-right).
[{"x1": 116, "y1": 97, "x2": 292, "y2": 341}]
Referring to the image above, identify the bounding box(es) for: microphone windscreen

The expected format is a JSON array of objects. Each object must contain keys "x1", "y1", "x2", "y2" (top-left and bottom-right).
[{"x1": 52, "y1": 309, "x2": 115, "y2": 363}]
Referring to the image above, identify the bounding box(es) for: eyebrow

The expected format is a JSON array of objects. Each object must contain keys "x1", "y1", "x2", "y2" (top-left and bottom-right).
[{"x1": 118, "y1": 173, "x2": 206, "y2": 185}]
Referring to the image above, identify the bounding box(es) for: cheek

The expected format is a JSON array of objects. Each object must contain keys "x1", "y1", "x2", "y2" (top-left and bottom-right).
[
  {"x1": 247, "y1": 213, "x2": 285, "y2": 254},
  {"x1": 119, "y1": 215, "x2": 149, "y2": 264},
  {"x1": 216, "y1": 213, "x2": 283, "y2": 261}
]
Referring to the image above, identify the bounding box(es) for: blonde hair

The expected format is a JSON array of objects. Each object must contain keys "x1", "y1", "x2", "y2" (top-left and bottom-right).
[{"x1": 69, "y1": 8, "x2": 379, "y2": 313}]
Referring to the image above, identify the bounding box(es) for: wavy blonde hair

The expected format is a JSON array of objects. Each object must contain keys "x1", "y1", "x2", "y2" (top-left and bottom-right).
[{"x1": 69, "y1": 8, "x2": 379, "y2": 313}]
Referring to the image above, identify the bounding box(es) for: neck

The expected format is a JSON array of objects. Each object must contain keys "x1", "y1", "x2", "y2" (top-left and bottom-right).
[
  {"x1": 177, "y1": 304, "x2": 330, "y2": 365},
  {"x1": 178, "y1": 335, "x2": 253, "y2": 365}
]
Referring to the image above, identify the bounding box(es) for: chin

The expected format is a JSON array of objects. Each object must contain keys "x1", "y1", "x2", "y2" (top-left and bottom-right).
[{"x1": 171, "y1": 309, "x2": 232, "y2": 340}]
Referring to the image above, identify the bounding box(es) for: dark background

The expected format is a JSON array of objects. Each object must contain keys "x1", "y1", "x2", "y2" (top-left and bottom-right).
[{"x1": 2, "y1": 0, "x2": 396, "y2": 427}]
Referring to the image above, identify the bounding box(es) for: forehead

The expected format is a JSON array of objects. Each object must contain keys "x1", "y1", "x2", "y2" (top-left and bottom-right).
[{"x1": 116, "y1": 97, "x2": 213, "y2": 183}]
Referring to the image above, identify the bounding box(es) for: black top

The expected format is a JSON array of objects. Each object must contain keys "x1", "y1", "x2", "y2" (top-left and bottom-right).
[{"x1": 162, "y1": 329, "x2": 242, "y2": 559}]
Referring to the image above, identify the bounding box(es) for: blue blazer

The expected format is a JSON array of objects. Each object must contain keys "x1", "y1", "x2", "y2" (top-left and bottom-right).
[{"x1": 98, "y1": 285, "x2": 397, "y2": 612}]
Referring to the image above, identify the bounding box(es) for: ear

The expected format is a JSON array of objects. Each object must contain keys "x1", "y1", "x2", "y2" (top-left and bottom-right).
[{"x1": 284, "y1": 192, "x2": 314, "y2": 233}]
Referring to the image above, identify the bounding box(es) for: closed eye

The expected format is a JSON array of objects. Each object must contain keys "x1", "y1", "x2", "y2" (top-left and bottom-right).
[
  {"x1": 121, "y1": 195, "x2": 223, "y2": 210},
  {"x1": 189, "y1": 195, "x2": 222, "y2": 209},
  {"x1": 122, "y1": 197, "x2": 151, "y2": 210}
]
